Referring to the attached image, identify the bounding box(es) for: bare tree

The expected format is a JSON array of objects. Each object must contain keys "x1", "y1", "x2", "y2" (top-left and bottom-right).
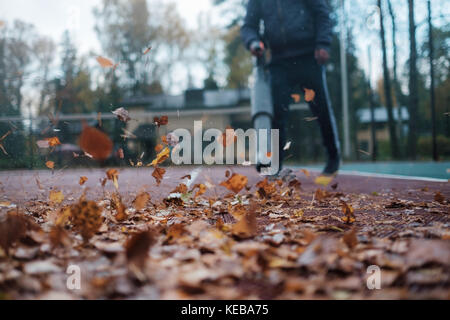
[
  {"x1": 386, "y1": 0, "x2": 403, "y2": 148},
  {"x1": 33, "y1": 36, "x2": 55, "y2": 115},
  {"x1": 378, "y1": 0, "x2": 399, "y2": 159},
  {"x1": 427, "y1": 0, "x2": 437, "y2": 161},
  {"x1": 407, "y1": 0, "x2": 419, "y2": 159}
]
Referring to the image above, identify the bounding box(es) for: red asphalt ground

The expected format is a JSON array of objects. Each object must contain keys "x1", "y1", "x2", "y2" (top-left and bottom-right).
[
  {"x1": 1, "y1": 166, "x2": 449, "y2": 206},
  {"x1": 1, "y1": 166, "x2": 449, "y2": 299}
]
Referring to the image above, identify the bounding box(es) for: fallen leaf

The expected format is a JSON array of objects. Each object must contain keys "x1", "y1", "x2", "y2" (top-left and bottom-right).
[
  {"x1": 49, "y1": 225, "x2": 71, "y2": 248},
  {"x1": 143, "y1": 46, "x2": 152, "y2": 55},
  {"x1": 117, "y1": 148, "x2": 124, "y2": 159},
  {"x1": 132, "y1": 192, "x2": 151, "y2": 211},
  {"x1": 79, "y1": 176, "x2": 88, "y2": 186},
  {"x1": 300, "y1": 169, "x2": 310, "y2": 177},
  {"x1": 49, "y1": 190, "x2": 64, "y2": 204},
  {"x1": 111, "y1": 193, "x2": 127, "y2": 221},
  {"x1": 70, "y1": 199, "x2": 103, "y2": 242},
  {"x1": 150, "y1": 147, "x2": 170, "y2": 167},
  {"x1": 232, "y1": 202, "x2": 257, "y2": 239},
  {"x1": 434, "y1": 192, "x2": 445, "y2": 204},
  {"x1": 291, "y1": 94, "x2": 301, "y2": 103},
  {"x1": 315, "y1": 175, "x2": 333, "y2": 187},
  {"x1": 342, "y1": 228, "x2": 358, "y2": 249},
  {"x1": 154, "y1": 116, "x2": 168, "y2": 127},
  {"x1": 172, "y1": 183, "x2": 188, "y2": 194},
  {"x1": 314, "y1": 188, "x2": 329, "y2": 202},
  {"x1": 96, "y1": 56, "x2": 115, "y2": 68},
  {"x1": 79, "y1": 125, "x2": 113, "y2": 161},
  {"x1": 106, "y1": 169, "x2": 119, "y2": 190},
  {"x1": 112, "y1": 107, "x2": 131, "y2": 123},
  {"x1": 304, "y1": 88, "x2": 316, "y2": 102},
  {"x1": 125, "y1": 230, "x2": 155, "y2": 270},
  {"x1": 341, "y1": 201, "x2": 356, "y2": 224},
  {"x1": 152, "y1": 167, "x2": 166, "y2": 185},
  {"x1": 38, "y1": 136, "x2": 61, "y2": 148},
  {"x1": 45, "y1": 161, "x2": 55, "y2": 169},
  {"x1": 166, "y1": 224, "x2": 187, "y2": 243},
  {"x1": 220, "y1": 173, "x2": 248, "y2": 194},
  {"x1": 191, "y1": 183, "x2": 207, "y2": 198},
  {"x1": 0, "y1": 210, "x2": 39, "y2": 255}
]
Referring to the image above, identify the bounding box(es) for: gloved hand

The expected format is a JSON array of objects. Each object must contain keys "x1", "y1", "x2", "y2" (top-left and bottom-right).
[
  {"x1": 250, "y1": 41, "x2": 265, "y2": 57},
  {"x1": 315, "y1": 48, "x2": 330, "y2": 65}
]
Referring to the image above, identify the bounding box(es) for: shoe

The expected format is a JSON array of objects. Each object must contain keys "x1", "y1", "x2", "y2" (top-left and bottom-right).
[{"x1": 322, "y1": 156, "x2": 340, "y2": 176}]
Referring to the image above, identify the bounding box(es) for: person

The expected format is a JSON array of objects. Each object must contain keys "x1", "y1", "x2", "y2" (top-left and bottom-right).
[{"x1": 241, "y1": 0, "x2": 341, "y2": 176}]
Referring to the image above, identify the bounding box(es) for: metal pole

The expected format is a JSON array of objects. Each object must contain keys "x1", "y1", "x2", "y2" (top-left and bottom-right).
[
  {"x1": 339, "y1": 0, "x2": 351, "y2": 159},
  {"x1": 428, "y1": 0, "x2": 438, "y2": 161}
]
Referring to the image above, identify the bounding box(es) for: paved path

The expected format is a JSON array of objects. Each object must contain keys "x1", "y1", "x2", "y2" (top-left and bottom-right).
[{"x1": 1, "y1": 166, "x2": 448, "y2": 206}]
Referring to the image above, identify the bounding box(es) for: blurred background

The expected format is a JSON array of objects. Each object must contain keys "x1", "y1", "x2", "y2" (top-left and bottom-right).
[{"x1": 0, "y1": 0, "x2": 449, "y2": 178}]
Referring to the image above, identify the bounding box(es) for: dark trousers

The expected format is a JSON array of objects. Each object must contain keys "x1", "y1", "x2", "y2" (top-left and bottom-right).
[{"x1": 269, "y1": 55, "x2": 341, "y2": 167}]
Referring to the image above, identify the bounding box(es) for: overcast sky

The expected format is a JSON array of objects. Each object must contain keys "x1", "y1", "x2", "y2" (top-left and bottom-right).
[
  {"x1": 0, "y1": 0, "x2": 216, "y2": 54},
  {"x1": 0, "y1": 0, "x2": 448, "y2": 95}
]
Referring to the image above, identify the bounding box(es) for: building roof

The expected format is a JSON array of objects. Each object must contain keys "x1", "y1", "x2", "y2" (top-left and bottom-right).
[
  {"x1": 358, "y1": 107, "x2": 409, "y2": 124},
  {"x1": 122, "y1": 88, "x2": 251, "y2": 110}
]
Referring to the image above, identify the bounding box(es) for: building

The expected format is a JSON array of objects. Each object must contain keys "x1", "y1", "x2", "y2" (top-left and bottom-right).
[{"x1": 357, "y1": 107, "x2": 409, "y2": 152}]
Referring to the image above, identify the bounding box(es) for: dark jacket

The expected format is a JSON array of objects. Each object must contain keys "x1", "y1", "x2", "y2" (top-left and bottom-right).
[{"x1": 241, "y1": 0, "x2": 333, "y2": 62}]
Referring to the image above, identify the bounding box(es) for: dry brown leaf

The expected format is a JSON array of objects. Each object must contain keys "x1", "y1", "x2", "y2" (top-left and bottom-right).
[
  {"x1": 150, "y1": 147, "x2": 170, "y2": 167},
  {"x1": 125, "y1": 230, "x2": 155, "y2": 270},
  {"x1": 315, "y1": 175, "x2": 333, "y2": 187},
  {"x1": 143, "y1": 46, "x2": 152, "y2": 55},
  {"x1": 342, "y1": 228, "x2": 358, "y2": 249},
  {"x1": 434, "y1": 192, "x2": 445, "y2": 204},
  {"x1": 79, "y1": 176, "x2": 88, "y2": 186},
  {"x1": 71, "y1": 199, "x2": 103, "y2": 242},
  {"x1": 0, "y1": 210, "x2": 39, "y2": 255},
  {"x1": 117, "y1": 148, "x2": 124, "y2": 159},
  {"x1": 111, "y1": 193, "x2": 127, "y2": 221},
  {"x1": 314, "y1": 188, "x2": 329, "y2": 202},
  {"x1": 291, "y1": 94, "x2": 301, "y2": 103},
  {"x1": 152, "y1": 167, "x2": 166, "y2": 185},
  {"x1": 96, "y1": 56, "x2": 115, "y2": 68},
  {"x1": 191, "y1": 183, "x2": 207, "y2": 198},
  {"x1": 49, "y1": 190, "x2": 64, "y2": 204},
  {"x1": 133, "y1": 192, "x2": 151, "y2": 211},
  {"x1": 232, "y1": 202, "x2": 257, "y2": 239},
  {"x1": 172, "y1": 183, "x2": 188, "y2": 194},
  {"x1": 79, "y1": 125, "x2": 113, "y2": 161},
  {"x1": 300, "y1": 169, "x2": 310, "y2": 177},
  {"x1": 106, "y1": 169, "x2": 119, "y2": 190},
  {"x1": 49, "y1": 225, "x2": 71, "y2": 248},
  {"x1": 153, "y1": 115, "x2": 168, "y2": 127},
  {"x1": 304, "y1": 88, "x2": 316, "y2": 102},
  {"x1": 220, "y1": 173, "x2": 248, "y2": 194},
  {"x1": 341, "y1": 201, "x2": 356, "y2": 224},
  {"x1": 45, "y1": 161, "x2": 55, "y2": 169},
  {"x1": 166, "y1": 223, "x2": 187, "y2": 243}
]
